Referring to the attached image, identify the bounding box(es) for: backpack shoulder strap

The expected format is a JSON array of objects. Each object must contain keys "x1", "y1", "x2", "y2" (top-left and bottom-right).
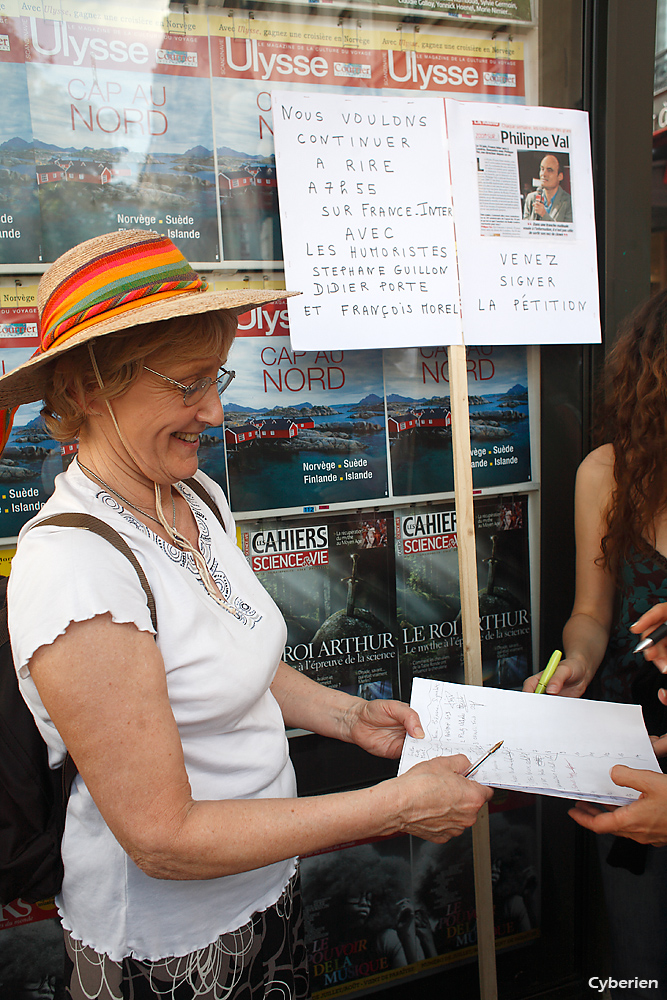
[
  {"x1": 32, "y1": 513, "x2": 158, "y2": 633},
  {"x1": 182, "y1": 477, "x2": 226, "y2": 531}
]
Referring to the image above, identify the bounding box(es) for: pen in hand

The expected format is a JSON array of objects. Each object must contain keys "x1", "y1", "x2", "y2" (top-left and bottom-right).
[
  {"x1": 534, "y1": 650, "x2": 562, "y2": 694},
  {"x1": 464, "y1": 740, "x2": 503, "y2": 778},
  {"x1": 633, "y1": 622, "x2": 667, "y2": 654}
]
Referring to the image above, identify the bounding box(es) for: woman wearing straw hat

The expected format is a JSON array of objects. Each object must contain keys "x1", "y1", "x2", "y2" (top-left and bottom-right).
[{"x1": 3, "y1": 230, "x2": 491, "y2": 999}]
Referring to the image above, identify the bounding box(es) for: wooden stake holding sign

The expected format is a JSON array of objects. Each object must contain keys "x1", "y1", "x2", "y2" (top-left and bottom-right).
[
  {"x1": 272, "y1": 91, "x2": 599, "y2": 1000},
  {"x1": 449, "y1": 343, "x2": 498, "y2": 1000}
]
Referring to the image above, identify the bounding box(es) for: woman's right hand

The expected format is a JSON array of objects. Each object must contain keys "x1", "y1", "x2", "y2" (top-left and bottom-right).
[
  {"x1": 391, "y1": 754, "x2": 493, "y2": 843},
  {"x1": 631, "y1": 604, "x2": 667, "y2": 671},
  {"x1": 522, "y1": 654, "x2": 592, "y2": 697},
  {"x1": 651, "y1": 733, "x2": 667, "y2": 757}
]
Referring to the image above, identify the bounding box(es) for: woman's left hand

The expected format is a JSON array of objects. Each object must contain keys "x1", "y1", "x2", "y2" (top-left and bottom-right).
[
  {"x1": 272, "y1": 664, "x2": 422, "y2": 757},
  {"x1": 344, "y1": 699, "x2": 424, "y2": 759}
]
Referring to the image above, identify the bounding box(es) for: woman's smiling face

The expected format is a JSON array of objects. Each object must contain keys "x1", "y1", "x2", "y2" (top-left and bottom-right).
[{"x1": 96, "y1": 348, "x2": 227, "y2": 487}]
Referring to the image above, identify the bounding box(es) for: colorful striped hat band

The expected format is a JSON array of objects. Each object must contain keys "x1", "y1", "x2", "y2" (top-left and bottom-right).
[
  {"x1": 0, "y1": 228, "x2": 299, "y2": 417},
  {"x1": 39, "y1": 235, "x2": 208, "y2": 354}
]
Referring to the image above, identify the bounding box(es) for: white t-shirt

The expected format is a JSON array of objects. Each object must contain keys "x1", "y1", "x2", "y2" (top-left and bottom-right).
[{"x1": 8, "y1": 461, "x2": 297, "y2": 962}]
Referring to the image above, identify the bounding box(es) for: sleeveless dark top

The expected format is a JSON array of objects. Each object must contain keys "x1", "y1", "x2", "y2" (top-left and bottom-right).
[{"x1": 598, "y1": 542, "x2": 667, "y2": 736}]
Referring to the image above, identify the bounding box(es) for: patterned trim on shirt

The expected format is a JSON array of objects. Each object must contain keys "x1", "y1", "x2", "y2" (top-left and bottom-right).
[{"x1": 92, "y1": 487, "x2": 262, "y2": 628}]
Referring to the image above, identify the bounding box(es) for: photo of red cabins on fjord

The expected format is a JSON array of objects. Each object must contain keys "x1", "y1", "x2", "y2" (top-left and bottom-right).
[
  {"x1": 36, "y1": 156, "x2": 132, "y2": 186},
  {"x1": 223, "y1": 407, "x2": 451, "y2": 450}
]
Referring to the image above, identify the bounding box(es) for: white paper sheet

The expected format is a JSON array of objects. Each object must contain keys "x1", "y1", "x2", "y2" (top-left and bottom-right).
[
  {"x1": 272, "y1": 90, "x2": 462, "y2": 350},
  {"x1": 398, "y1": 678, "x2": 661, "y2": 805},
  {"x1": 445, "y1": 100, "x2": 601, "y2": 346}
]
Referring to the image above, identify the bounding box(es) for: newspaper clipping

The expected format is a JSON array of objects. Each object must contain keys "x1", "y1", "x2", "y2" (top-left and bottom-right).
[{"x1": 474, "y1": 120, "x2": 574, "y2": 238}]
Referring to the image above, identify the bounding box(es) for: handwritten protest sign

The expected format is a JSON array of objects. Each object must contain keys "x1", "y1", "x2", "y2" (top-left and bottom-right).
[{"x1": 272, "y1": 90, "x2": 462, "y2": 350}]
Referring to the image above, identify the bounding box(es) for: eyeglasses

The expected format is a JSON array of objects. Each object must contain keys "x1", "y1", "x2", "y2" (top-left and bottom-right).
[{"x1": 144, "y1": 366, "x2": 236, "y2": 406}]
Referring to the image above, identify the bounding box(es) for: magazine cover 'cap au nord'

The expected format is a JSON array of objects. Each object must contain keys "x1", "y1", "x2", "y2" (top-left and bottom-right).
[
  {"x1": 22, "y1": 10, "x2": 220, "y2": 264},
  {"x1": 0, "y1": 16, "x2": 42, "y2": 265},
  {"x1": 0, "y1": 332, "x2": 63, "y2": 540},
  {"x1": 224, "y1": 315, "x2": 389, "y2": 513},
  {"x1": 384, "y1": 345, "x2": 531, "y2": 498}
]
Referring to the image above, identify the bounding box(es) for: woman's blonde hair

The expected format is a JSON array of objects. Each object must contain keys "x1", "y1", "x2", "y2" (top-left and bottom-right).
[{"x1": 42, "y1": 310, "x2": 236, "y2": 442}]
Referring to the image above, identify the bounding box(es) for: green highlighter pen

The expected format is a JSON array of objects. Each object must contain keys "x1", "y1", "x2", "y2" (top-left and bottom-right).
[{"x1": 535, "y1": 650, "x2": 562, "y2": 695}]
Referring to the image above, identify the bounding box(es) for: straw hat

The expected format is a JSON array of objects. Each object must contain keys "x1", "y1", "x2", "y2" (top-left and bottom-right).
[{"x1": 0, "y1": 229, "x2": 299, "y2": 410}]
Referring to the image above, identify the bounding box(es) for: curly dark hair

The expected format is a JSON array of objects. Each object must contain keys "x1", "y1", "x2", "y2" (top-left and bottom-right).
[
  {"x1": 596, "y1": 290, "x2": 667, "y2": 578},
  {"x1": 302, "y1": 844, "x2": 412, "y2": 933}
]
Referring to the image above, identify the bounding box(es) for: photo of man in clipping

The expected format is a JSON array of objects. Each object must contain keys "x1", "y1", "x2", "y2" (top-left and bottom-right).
[{"x1": 523, "y1": 153, "x2": 573, "y2": 223}]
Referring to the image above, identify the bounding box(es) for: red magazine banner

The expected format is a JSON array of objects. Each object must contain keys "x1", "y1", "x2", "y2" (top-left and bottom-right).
[
  {"x1": 0, "y1": 896, "x2": 64, "y2": 996},
  {"x1": 0, "y1": 305, "x2": 39, "y2": 348},
  {"x1": 236, "y1": 300, "x2": 291, "y2": 337},
  {"x1": 212, "y1": 33, "x2": 524, "y2": 99},
  {"x1": 0, "y1": 896, "x2": 58, "y2": 930},
  {"x1": 23, "y1": 14, "x2": 212, "y2": 77}
]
